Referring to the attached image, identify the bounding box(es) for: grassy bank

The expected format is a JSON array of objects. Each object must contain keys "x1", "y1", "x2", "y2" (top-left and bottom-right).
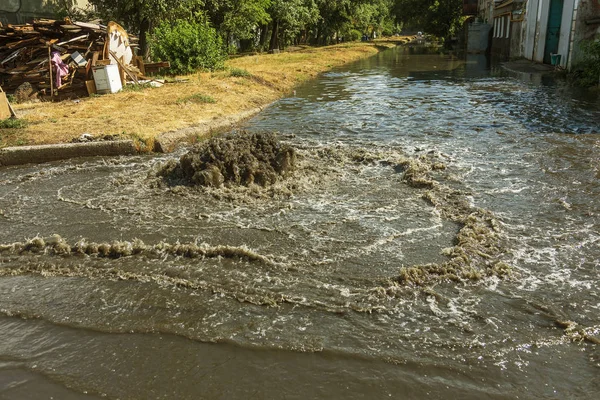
[{"x1": 0, "y1": 40, "x2": 407, "y2": 150}]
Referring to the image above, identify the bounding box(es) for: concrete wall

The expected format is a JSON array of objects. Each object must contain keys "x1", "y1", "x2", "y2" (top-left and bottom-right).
[
  {"x1": 490, "y1": 1, "x2": 527, "y2": 60},
  {"x1": 0, "y1": 1, "x2": 89, "y2": 25},
  {"x1": 468, "y1": 21, "x2": 493, "y2": 53},
  {"x1": 0, "y1": 0, "x2": 22, "y2": 13},
  {"x1": 478, "y1": 0, "x2": 496, "y2": 22},
  {"x1": 0, "y1": 140, "x2": 136, "y2": 167},
  {"x1": 510, "y1": 19, "x2": 525, "y2": 58}
]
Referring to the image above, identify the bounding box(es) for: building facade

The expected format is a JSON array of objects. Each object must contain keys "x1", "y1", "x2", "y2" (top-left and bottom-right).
[
  {"x1": 523, "y1": 0, "x2": 578, "y2": 66},
  {"x1": 570, "y1": 0, "x2": 600, "y2": 65},
  {"x1": 490, "y1": 0, "x2": 526, "y2": 59},
  {"x1": 478, "y1": 0, "x2": 499, "y2": 22},
  {"x1": 482, "y1": 0, "x2": 599, "y2": 69}
]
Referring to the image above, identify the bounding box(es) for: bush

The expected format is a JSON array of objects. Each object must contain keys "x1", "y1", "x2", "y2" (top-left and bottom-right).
[
  {"x1": 120, "y1": 82, "x2": 155, "y2": 92},
  {"x1": 229, "y1": 68, "x2": 251, "y2": 77},
  {"x1": 227, "y1": 44, "x2": 238, "y2": 55},
  {"x1": 0, "y1": 118, "x2": 27, "y2": 129},
  {"x1": 150, "y1": 19, "x2": 226, "y2": 75},
  {"x1": 338, "y1": 27, "x2": 361, "y2": 42},
  {"x1": 572, "y1": 39, "x2": 600, "y2": 88},
  {"x1": 176, "y1": 93, "x2": 216, "y2": 104},
  {"x1": 346, "y1": 29, "x2": 362, "y2": 42}
]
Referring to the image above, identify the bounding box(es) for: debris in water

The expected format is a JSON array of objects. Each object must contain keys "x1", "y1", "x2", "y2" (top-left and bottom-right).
[
  {"x1": 1, "y1": 236, "x2": 278, "y2": 266},
  {"x1": 389, "y1": 151, "x2": 512, "y2": 286},
  {"x1": 557, "y1": 320, "x2": 600, "y2": 345},
  {"x1": 159, "y1": 132, "x2": 296, "y2": 187}
]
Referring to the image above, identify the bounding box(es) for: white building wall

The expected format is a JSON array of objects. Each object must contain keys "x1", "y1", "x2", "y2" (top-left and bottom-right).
[
  {"x1": 557, "y1": 0, "x2": 578, "y2": 68},
  {"x1": 518, "y1": 0, "x2": 582, "y2": 69},
  {"x1": 524, "y1": 0, "x2": 540, "y2": 60},
  {"x1": 567, "y1": 0, "x2": 580, "y2": 68},
  {"x1": 533, "y1": 0, "x2": 551, "y2": 62}
]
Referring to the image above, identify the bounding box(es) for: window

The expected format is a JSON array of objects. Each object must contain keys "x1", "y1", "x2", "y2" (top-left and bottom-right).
[{"x1": 493, "y1": 15, "x2": 511, "y2": 39}]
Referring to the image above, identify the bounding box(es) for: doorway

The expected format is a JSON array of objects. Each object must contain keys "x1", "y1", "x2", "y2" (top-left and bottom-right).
[{"x1": 543, "y1": 0, "x2": 564, "y2": 64}]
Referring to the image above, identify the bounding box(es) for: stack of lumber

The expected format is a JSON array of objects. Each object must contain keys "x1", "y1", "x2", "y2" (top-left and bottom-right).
[{"x1": 0, "y1": 18, "x2": 167, "y2": 99}]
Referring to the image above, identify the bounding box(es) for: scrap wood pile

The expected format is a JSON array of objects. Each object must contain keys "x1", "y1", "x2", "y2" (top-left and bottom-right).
[{"x1": 0, "y1": 18, "x2": 169, "y2": 99}]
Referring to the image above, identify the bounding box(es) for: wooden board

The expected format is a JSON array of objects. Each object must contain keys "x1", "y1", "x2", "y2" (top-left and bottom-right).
[
  {"x1": 0, "y1": 92, "x2": 11, "y2": 119},
  {"x1": 85, "y1": 79, "x2": 97, "y2": 96}
]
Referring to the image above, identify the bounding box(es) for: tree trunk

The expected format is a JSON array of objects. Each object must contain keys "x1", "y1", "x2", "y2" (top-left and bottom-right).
[
  {"x1": 138, "y1": 17, "x2": 151, "y2": 60},
  {"x1": 270, "y1": 20, "x2": 280, "y2": 51},
  {"x1": 227, "y1": 31, "x2": 233, "y2": 53},
  {"x1": 314, "y1": 26, "x2": 321, "y2": 46},
  {"x1": 259, "y1": 24, "x2": 269, "y2": 51}
]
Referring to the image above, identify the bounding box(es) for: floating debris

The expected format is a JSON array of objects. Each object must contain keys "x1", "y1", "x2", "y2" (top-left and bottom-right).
[
  {"x1": 388, "y1": 152, "x2": 512, "y2": 286},
  {"x1": 0, "y1": 235, "x2": 278, "y2": 266}
]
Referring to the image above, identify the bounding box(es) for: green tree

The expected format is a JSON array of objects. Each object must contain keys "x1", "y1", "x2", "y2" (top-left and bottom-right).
[
  {"x1": 268, "y1": 0, "x2": 320, "y2": 50},
  {"x1": 89, "y1": 0, "x2": 206, "y2": 58},
  {"x1": 222, "y1": 0, "x2": 271, "y2": 41},
  {"x1": 203, "y1": 0, "x2": 271, "y2": 46},
  {"x1": 392, "y1": 0, "x2": 463, "y2": 42},
  {"x1": 89, "y1": 0, "x2": 406, "y2": 58},
  {"x1": 352, "y1": 0, "x2": 393, "y2": 37},
  {"x1": 313, "y1": 0, "x2": 353, "y2": 45}
]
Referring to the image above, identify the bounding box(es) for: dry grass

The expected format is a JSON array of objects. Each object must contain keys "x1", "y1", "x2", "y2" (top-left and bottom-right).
[{"x1": 2, "y1": 41, "x2": 405, "y2": 150}]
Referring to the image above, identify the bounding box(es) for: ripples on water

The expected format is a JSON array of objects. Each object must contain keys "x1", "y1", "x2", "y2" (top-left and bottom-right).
[{"x1": 0, "y1": 47, "x2": 599, "y2": 399}]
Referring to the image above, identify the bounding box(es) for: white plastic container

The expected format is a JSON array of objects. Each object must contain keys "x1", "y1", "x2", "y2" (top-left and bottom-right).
[{"x1": 92, "y1": 64, "x2": 122, "y2": 94}]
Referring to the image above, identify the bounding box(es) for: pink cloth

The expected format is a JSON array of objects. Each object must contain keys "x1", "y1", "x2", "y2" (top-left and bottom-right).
[{"x1": 51, "y1": 52, "x2": 69, "y2": 87}]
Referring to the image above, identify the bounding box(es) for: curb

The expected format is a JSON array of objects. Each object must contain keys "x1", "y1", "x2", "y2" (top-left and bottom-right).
[
  {"x1": 0, "y1": 105, "x2": 269, "y2": 167},
  {"x1": 153, "y1": 104, "x2": 272, "y2": 153},
  {"x1": 0, "y1": 140, "x2": 137, "y2": 167},
  {"x1": 501, "y1": 61, "x2": 556, "y2": 75}
]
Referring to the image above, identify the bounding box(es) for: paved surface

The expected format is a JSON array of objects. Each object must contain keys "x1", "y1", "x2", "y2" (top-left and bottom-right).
[{"x1": 502, "y1": 59, "x2": 556, "y2": 74}]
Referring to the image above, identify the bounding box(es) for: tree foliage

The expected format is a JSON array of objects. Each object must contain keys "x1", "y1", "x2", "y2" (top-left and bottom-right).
[
  {"x1": 391, "y1": 0, "x2": 464, "y2": 41},
  {"x1": 88, "y1": 0, "x2": 204, "y2": 57},
  {"x1": 87, "y1": 0, "x2": 466, "y2": 72},
  {"x1": 269, "y1": 0, "x2": 320, "y2": 49},
  {"x1": 150, "y1": 18, "x2": 226, "y2": 74},
  {"x1": 204, "y1": 0, "x2": 271, "y2": 40}
]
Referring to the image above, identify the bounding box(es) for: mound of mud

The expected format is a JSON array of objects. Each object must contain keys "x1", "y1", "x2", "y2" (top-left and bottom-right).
[{"x1": 160, "y1": 132, "x2": 296, "y2": 187}]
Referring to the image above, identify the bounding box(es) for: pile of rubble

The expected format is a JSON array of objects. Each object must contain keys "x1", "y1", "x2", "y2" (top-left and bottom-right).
[{"x1": 0, "y1": 18, "x2": 169, "y2": 100}]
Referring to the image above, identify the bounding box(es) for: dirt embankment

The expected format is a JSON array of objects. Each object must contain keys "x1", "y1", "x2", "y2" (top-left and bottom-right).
[{"x1": 1, "y1": 41, "x2": 406, "y2": 151}]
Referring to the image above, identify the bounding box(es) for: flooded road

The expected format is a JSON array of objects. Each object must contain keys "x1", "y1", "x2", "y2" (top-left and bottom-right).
[{"x1": 0, "y1": 46, "x2": 599, "y2": 399}]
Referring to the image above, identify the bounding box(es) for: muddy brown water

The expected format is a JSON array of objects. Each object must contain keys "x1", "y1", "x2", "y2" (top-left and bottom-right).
[{"x1": 1, "y1": 47, "x2": 599, "y2": 399}]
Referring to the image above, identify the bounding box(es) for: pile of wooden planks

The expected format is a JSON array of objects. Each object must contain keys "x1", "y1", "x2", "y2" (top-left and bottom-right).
[{"x1": 0, "y1": 18, "x2": 168, "y2": 99}]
